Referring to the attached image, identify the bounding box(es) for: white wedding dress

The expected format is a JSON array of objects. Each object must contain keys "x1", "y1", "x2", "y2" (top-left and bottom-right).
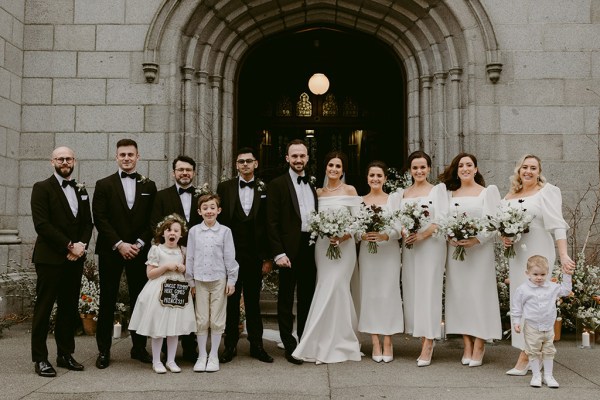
[{"x1": 292, "y1": 195, "x2": 362, "y2": 363}]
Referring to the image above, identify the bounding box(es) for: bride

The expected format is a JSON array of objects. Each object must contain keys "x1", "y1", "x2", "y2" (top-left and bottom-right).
[{"x1": 292, "y1": 150, "x2": 362, "y2": 364}]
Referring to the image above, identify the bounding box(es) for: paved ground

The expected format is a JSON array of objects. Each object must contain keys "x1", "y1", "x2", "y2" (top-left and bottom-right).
[{"x1": 1, "y1": 320, "x2": 599, "y2": 400}]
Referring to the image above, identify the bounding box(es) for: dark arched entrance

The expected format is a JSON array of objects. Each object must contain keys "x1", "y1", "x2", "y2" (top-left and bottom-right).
[{"x1": 237, "y1": 27, "x2": 406, "y2": 194}]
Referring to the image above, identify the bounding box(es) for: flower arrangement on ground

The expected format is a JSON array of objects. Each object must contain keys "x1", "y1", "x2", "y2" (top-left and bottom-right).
[
  {"x1": 308, "y1": 207, "x2": 355, "y2": 260},
  {"x1": 435, "y1": 209, "x2": 485, "y2": 261},
  {"x1": 486, "y1": 200, "x2": 534, "y2": 259},
  {"x1": 553, "y1": 253, "x2": 600, "y2": 330},
  {"x1": 79, "y1": 266, "x2": 100, "y2": 317},
  {"x1": 396, "y1": 201, "x2": 431, "y2": 249},
  {"x1": 354, "y1": 203, "x2": 397, "y2": 253},
  {"x1": 383, "y1": 167, "x2": 412, "y2": 193}
]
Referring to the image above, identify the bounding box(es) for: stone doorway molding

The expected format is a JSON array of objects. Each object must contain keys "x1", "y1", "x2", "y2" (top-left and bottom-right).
[{"x1": 142, "y1": 0, "x2": 502, "y2": 180}]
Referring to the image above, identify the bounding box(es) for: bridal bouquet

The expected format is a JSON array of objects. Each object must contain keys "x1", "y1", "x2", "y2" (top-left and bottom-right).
[
  {"x1": 486, "y1": 200, "x2": 534, "y2": 259},
  {"x1": 354, "y1": 203, "x2": 397, "y2": 254},
  {"x1": 308, "y1": 208, "x2": 355, "y2": 260},
  {"x1": 435, "y1": 210, "x2": 485, "y2": 261},
  {"x1": 396, "y1": 201, "x2": 431, "y2": 249}
]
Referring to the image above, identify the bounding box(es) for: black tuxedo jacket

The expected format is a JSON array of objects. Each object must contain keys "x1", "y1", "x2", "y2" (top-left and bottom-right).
[
  {"x1": 31, "y1": 176, "x2": 93, "y2": 264},
  {"x1": 92, "y1": 172, "x2": 157, "y2": 254},
  {"x1": 217, "y1": 177, "x2": 270, "y2": 261},
  {"x1": 150, "y1": 185, "x2": 203, "y2": 243},
  {"x1": 266, "y1": 172, "x2": 318, "y2": 261}
]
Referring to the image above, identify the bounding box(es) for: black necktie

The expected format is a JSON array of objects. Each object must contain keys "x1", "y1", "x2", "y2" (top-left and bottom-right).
[
  {"x1": 121, "y1": 171, "x2": 137, "y2": 179},
  {"x1": 62, "y1": 179, "x2": 76, "y2": 188},
  {"x1": 239, "y1": 180, "x2": 255, "y2": 189},
  {"x1": 297, "y1": 175, "x2": 309, "y2": 184},
  {"x1": 178, "y1": 187, "x2": 194, "y2": 195}
]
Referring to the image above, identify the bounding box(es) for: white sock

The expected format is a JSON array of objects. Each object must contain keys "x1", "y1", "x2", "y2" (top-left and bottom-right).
[
  {"x1": 210, "y1": 333, "x2": 222, "y2": 358},
  {"x1": 197, "y1": 334, "x2": 208, "y2": 357},
  {"x1": 542, "y1": 359, "x2": 554, "y2": 377},
  {"x1": 529, "y1": 358, "x2": 541, "y2": 376},
  {"x1": 166, "y1": 336, "x2": 178, "y2": 363},
  {"x1": 151, "y1": 338, "x2": 164, "y2": 364}
]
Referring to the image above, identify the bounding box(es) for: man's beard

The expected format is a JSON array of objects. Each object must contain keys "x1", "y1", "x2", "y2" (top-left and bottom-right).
[{"x1": 55, "y1": 164, "x2": 74, "y2": 178}]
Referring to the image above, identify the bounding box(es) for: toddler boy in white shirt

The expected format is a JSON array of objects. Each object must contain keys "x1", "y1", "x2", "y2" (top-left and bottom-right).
[{"x1": 511, "y1": 255, "x2": 572, "y2": 388}]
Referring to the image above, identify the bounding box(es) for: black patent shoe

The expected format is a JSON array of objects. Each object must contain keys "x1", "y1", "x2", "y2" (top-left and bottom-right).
[
  {"x1": 219, "y1": 347, "x2": 237, "y2": 363},
  {"x1": 250, "y1": 346, "x2": 274, "y2": 363},
  {"x1": 130, "y1": 348, "x2": 152, "y2": 364},
  {"x1": 95, "y1": 352, "x2": 110, "y2": 369},
  {"x1": 56, "y1": 354, "x2": 84, "y2": 371},
  {"x1": 35, "y1": 360, "x2": 57, "y2": 377},
  {"x1": 284, "y1": 351, "x2": 303, "y2": 365}
]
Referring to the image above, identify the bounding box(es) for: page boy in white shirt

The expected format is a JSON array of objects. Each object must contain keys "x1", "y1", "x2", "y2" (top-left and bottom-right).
[{"x1": 511, "y1": 255, "x2": 573, "y2": 388}]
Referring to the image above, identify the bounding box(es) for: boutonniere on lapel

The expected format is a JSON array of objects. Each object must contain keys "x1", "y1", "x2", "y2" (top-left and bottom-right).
[
  {"x1": 309, "y1": 176, "x2": 317, "y2": 186},
  {"x1": 195, "y1": 182, "x2": 213, "y2": 197},
  {"x1": 255, "y1": 178, "x2": 266, "y2": 193},
  {"x1": 137, "y1": 174, "x2": 150, "y2": 184},
  {"x1": 76, "y1": 182, "x2": 87, "y2": 193}
]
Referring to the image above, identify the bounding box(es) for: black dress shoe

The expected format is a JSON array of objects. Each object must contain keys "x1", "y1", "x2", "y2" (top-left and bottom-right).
[
  {"x1": 56, "y1": 354, "x2": 84, "y2": 371},
  {"x1": 95, "y1": 352, "x2": 110, "y2": 369},
  {"x1": 250, "y1": 347, "x2": 274, "y2": 363},
  {"x1": 284, "y1": 351, "x2": 303, "y2": 365},
  {"x1": 219, "y1": 347, "x2": 237, "y2": 363},
  {"x1": 130, "y1": 348, "x2": 152, "y2": 364},
  {"x1": 35, "y1": 360, "x2": 57, "y2": 377}
]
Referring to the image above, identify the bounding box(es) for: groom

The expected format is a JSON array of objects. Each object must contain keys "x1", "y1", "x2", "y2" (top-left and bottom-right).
[{"x1": 266, "y1": 139, "x2": 317, "y2": 364}]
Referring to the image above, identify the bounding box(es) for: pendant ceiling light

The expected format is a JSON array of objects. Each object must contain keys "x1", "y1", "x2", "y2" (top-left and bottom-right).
[{"x1": 308, "y1": 73, "x2": 330, "y2": 95}]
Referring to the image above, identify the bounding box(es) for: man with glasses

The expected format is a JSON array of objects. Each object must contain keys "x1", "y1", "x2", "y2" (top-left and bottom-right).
[
  {"x1": 150, "y1": 154, "x2": 202, "y2": 361},
  {"x1": 30, "y1": 146, "x2": 93, "y2": 376},
  {"x1": 93, "y1": 138, "x2": 157, "y2": 369},
  {"x1": 216, "y1": 147, "x2": 273, "y2": 363}
]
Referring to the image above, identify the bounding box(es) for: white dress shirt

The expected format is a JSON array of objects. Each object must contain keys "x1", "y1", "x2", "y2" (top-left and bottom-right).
[
  {"x1": 54, "y1": 173, "x2": 78, "y2": 217},
  {"x1": 185, "y1": 221, "x2": 239, "y2": 286},
  {"x1": 119, "y1": 169, "x2": 136, "y2": 209},
  {"x1": 289, "y1": 169, "x2": 315, "y2": 232},
  {"x1": 176, "y1": 184, "x2": 192, "y2": 222},
  {"x1": 511, "y1": 274, "x2": 572, "y2": 331},
  {"x1": 238, "y1": 178, "x2": 254, "y2": 216}
]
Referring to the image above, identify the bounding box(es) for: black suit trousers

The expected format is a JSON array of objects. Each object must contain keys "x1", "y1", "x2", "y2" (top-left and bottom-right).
[
  {"x1": 31, "y1": 261, "x2": 83, "y2": 362},
  {"x1": 224, "y1": 255, "x2": 264, "y2": 349},
  {"x1": 277, "y1": 233, "x2": 316, "y2": 352},
  {"x1": 96, "y1": 251, "x2": 148, "y2": 353}
]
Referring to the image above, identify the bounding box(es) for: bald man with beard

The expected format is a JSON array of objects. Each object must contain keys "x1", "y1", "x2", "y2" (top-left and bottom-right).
[{"x1": 30, "y1": 146, "x2": 93, "y2": 377}]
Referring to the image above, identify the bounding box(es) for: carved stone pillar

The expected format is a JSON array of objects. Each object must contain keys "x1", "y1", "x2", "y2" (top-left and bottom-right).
[
  {"x1": 419, "y1": 75, "x2": 433, "y2": 157},
  {"x1": 181, "y1": 65, "x2": 196, "y2": 161},
  {"x1": 433, "y1": 72, "x2": 448, "y2": 173},
  {"x1": 448, "y1": 67, "x2": 463, "y2": 156}
]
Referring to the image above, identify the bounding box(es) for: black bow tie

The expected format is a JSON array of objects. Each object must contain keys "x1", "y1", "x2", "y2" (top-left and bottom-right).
[
  {"x1": 178, "y1": 186, "x2": 195, "y2": 195},
  {"x1": 121, "y1": 171, "x2": 137, "y2": 179},
  {"x1": 62, "y1": 179, "x2": 77, "y2": 188},
  {"x1": 297, "y1": 175, "x2": 309, "y2": 185},
  {"x1": 239, "y1": 180, "x2": 255, "y2": 189}
]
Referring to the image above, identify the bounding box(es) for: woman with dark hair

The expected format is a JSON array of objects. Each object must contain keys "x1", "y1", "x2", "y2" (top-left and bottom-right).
[
  {"x1": 399, "y1": 151, "x2": 448, "y2": 367},
  {"x1": 502, "y1": 154, "x2": 575, "y2": 376},
  {"x1": 357, "y1": 160, "x2": 403, "y2": 363},
  {"x1": 438, "y1": 153, "x2": 502, "y2": 367},
  {"x1": 292, "y1": 150, "x2": 363, "y2": 364}
]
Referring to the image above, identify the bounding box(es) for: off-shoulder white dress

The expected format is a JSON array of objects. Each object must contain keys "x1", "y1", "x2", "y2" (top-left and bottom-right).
[
  {"x1": 400, "y1": 183, "x2": 449, "y2": 339},
  {"x1": 444, "y1": 185, "x2": 502, "y2": 340},
  {"x1": 293, "y1": 195, "x2": 362, "y2": 363},
  {"x1": 504, "y1": 183, "x2": 569, "y2": 349}
]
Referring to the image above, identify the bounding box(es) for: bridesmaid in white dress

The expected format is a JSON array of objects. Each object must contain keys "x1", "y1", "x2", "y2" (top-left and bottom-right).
[
  {"x1": 358, "y1": 161, "x2": 403, "y2": 363},
  {"x1": 501, "y1": 154, "x2": 575, "y2": 375},
  {"x1": 438, "y1": 153, "x2": 502, "y2": 367},
  {"x1": 399, "y1": 151, "x2": 448, "y2": 367},
  {"x1": 293, "y1": 151, "x2": 362, "y2": 364}
]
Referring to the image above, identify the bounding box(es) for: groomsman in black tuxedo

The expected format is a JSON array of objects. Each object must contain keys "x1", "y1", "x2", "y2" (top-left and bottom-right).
[
  {"x1": 266, "y1": 139, "x2": 317, "y2": 364},
  {"x1": 150, "y1": 154, "x2": 202, "y2": 361},
  {"x1": 30, "y1": 146, "x2": 93, "y2": 377},
  {"x1": 93, "y1": 138, "x2": 157, "y2": 369},
  {"x1": 217, "y1": 147, "x2": 273, "y2": 364}
]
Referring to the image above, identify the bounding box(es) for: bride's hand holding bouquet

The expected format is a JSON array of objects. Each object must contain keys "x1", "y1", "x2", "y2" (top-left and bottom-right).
[
  {"x1": 308, "y1": 207, "x2": 355, "y2": 260},
  {"x1": 354, "y1": 203, "x2": 396, "y2": 254},
  {"x1": 435, "y1": 208, "x2": 485, "y2": 261}
]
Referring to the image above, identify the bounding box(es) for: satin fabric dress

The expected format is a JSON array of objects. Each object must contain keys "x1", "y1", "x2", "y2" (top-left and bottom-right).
[
  {"x1": 444, "y1": 185, "x2": 502, "y2": 340},
  {"x1": 293, "y1": 195, "x2": 362, "y2": 363},
  {"x1": 400, "y1": 183, "x2": 448, "y2": 339}
]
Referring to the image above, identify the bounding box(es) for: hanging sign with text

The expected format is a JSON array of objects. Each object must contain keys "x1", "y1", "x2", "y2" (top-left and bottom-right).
[{"x1": 160, "y1": 279, "x2": 190, "y2": 308}]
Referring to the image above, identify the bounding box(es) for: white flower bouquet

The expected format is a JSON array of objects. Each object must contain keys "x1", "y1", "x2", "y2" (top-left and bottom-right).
[
  {"x1": 354, "y1": 203, "x2": 397, "y2": 253},
  {"x1": 79, "y1": 273, "x2": 100, "y2": 316},
  {"x1": 308, "y1": 207, "x2": 355, "y2": 260},
  {"x1": 383, "y1": 168, "x2": 412, "y2": 193},
  {"x1": 486, "y1": 200, "x2": 534, "y2": 259},
  {"x1": 396, "y1": 201, "x2": 431, "y2": 249},
  {"x1": 435, "y1": 211, "x2": 485, "y2": 261}
]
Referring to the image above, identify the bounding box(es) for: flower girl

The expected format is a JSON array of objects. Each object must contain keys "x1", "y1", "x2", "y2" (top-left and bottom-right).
[{"x1": 129, "y1": 214, "x2": 196, "y2": 374}]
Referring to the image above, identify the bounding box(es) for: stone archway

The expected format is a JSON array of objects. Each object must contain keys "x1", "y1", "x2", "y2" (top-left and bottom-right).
[{"x1": 142, "y1": 0, "x2": 502, "y2": 184}]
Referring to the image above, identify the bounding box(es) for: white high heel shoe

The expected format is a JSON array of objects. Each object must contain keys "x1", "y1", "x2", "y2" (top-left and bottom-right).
[{"x1": 417, "y1": 341, "x2": 434, "y2": 367}]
